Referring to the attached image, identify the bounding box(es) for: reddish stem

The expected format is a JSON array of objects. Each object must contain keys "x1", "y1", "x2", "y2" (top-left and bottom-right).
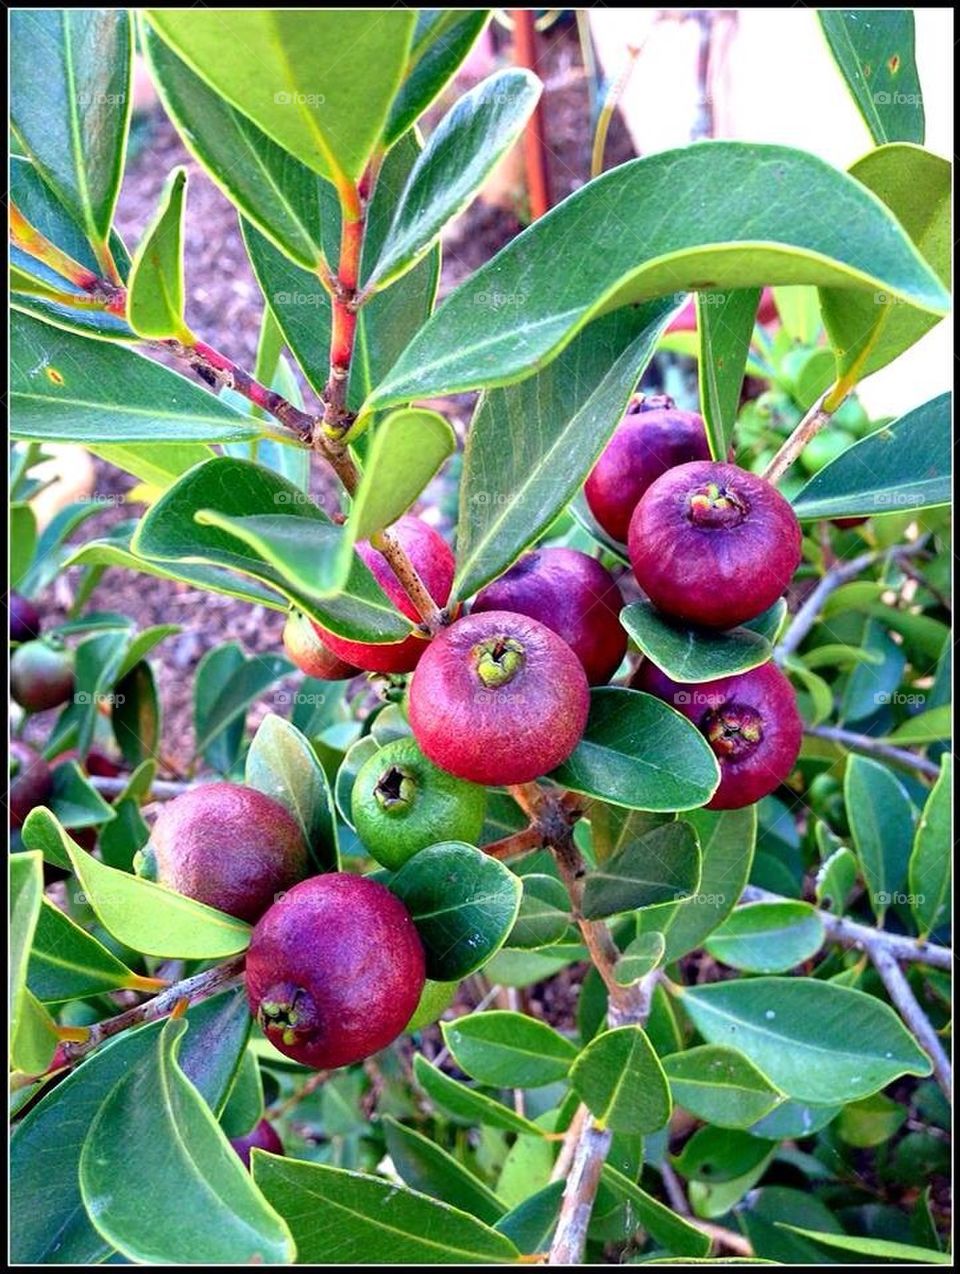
[{"x1": 512, "y1": 9, "x2": 552, "y2": 218}]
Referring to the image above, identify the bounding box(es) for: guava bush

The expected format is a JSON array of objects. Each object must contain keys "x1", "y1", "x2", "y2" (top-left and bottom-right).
[{"x1": 9, "y1": 8, "x2": 951, "y2": 1266}]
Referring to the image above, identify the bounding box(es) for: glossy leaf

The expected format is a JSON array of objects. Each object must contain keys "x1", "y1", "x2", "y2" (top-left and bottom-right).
[
  {"x1": 245, "y1": 714, "x2": 339, "y2": 874},
  {"x1": 613, "y1": 932, "x2": 667, "y2": 986},
  {"x1": 663, "y1": 1045, "x2": 783, "y2": 1128},
  {"x1": 552, "y1": 688, "x2": 720, "y2": 812},
  {"x1": 366, "y1": 142, "x2": 948, "y2": 407},
  {"x1": 146, "y1": 10, "x2": 415, "y2": 185},
  {"x1": 252, "y1": 1155, "x2": 519, "y2": 1264},
  {"x1": 493, "y1": 1180, "x2": 564, "y2": 1255},
  {"x1": 792, "y1": 393, "x2": 951, "y2": 520},
  {"x1": 581, "y1": 822, "x2": 701, "y2": 920},
  {"x1": 27, "y1": 898, "x2": 160, "y2": 1003},
  {"x1": 679, "y1": 977, "x2": 931, "y2": 1103},
  {"x1": 705, "y1": 901, "x2": 825, "y2": 973},
  {"x1": 571, "y1": 1026, "x2": 672, "y2": 1134},
  {"x1": 21, "y1": 808, "x2": 251, "y2": 959},
  {"x1": 127, "y1": 166, "x2": 190, "y2": 340},
  {"x1": 132, "y1": 457, "x2": 410, "y2": 642},
  {"x1": 620, "y1": 601, "x2": 784, "y2": 684},
  {"x1": 507, "y1": 874, "x2": 571, "y2": 949},
  {"x1": 697, "y1": 288, "x2": 761, "y2": 460},
  {"x1": 673, "y1": 1126, "x2": 773, "y2": 1184},
  {"x1": 441, "y1": 1011, "x2": 577, "y2": 1088},
  {"x1": 11, "y1": 311, "x2": 262, "y2": 444},
  {"x1": 908, "y1": 755, "x2": 951, "y2": 937},
  {"x1": 844, "y1": 754, "x2": 916, "y2": 921},
  {"x1": 821, "y1": 145, "x2": 949, "y2": 380},
  {"x1": 143, "y1": 24, "x2": 328, "y2": 269},
  {"x1": 78, "y1": 1019, "x2": 294, "y2": 1264},
  {"x1": 10, "y1": 993, "x2": 248, "y2": 1264},
  {"x1": 10, "y1": 9, "x2": 132, "y2": 243},
  {"x1": 383, "y1": 1117, "x2": 506, "y2": 1224},
  {"x1": 191, "y1": 650, "x2": 293, "y2": 755},
  {"x1": 454, "y1": 300, "x2": 678, "y2": 599},
  {"x1": 367, "y1": 69, "x2": 540, "y2": 290},
  {"x1": 818, "y1": 10, "x2": 924, "y2": 144},
  {"x1": 413, "y1": 1055, "x2": 547, "y2": 1137},
  {"x1": 388, "y1": 842, "x2": 522, "y2": 981},
  {"x1": 348, "y1": 409, "x2": 455, "y2": 540},
  {"x1": 385, "y1": 10, "x2": 490, "y2": 145},
  {"x1": 10, "y1": 851, "x2": 58, "y2": 1074},
  {"x1": 111, "y1": 660, "x2": 160, "y2": 767},
  {"x1": 49, "y1": 759, "x2": 117, "y2": 830},
  {"x1": 601, "y1": 1166, "x2": 711, "y2": 1258}
]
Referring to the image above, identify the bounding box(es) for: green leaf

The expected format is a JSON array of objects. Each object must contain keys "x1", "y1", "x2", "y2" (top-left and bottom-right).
[
  {"x1": 413, "y1": 1055, "x2": 547, "y2": 1137},
  {"x1": 663, "y1": 1045, "x2": 783, "y2": 1128},
  {"x1": 620, "y1": 601, "x2": 784, "y2": 683},
  {"x1": 792, "y1": 393, "x2": 951, "y2": 520},
  {"x1": 820, "y1": 145, "x2": 949, "y2": 380},
  {"x1": 10, "y1": 993, "x2": 248, "y2": 1264},
  {"x1": 245, "y1": 714, "x2": 339, "y2": 874},
  {"x1": 571, "y1": 1026, "x2": 672, "y2": 1134},
  {"x1": 383, "y1": 1117, "x2": 506, "y2": 1224},
  {"x1": 837, "y1": 1091, "x2": 906, "y2": 1148},
  {"x1": 697, "y1": 288, "x2": 761, "y2": 460},
  {"x1": 384, "y1": 10, "x2": 490, "y2": 146},
  {"x1": 127, "y1": 166, "x2": 189, "y2": 340},
  {"x1": 454, "y1": 301, "x2": 677, "y2": 599},
  {"x1": 581, "y1": 822, "x2": 701, "y2": 920},
  {"x1": 78, "y1": 1019, "x2": 294, "y2": 1264},
  {"x1": 193, "y1": 642, "x2": 246, "y2": 773},
  {"x1": 252, "y1": 1155, "x2": 519, "y2": 1264},
  {"x1": 242, "y1": 130, "x2": 440, "y2": 412},
  {"x1": 146, "y1": 10, "x2": 415, "y2": 186},
  {"x1": 908, "y1": 755, "x2": 951, "y2": 938},
  {"x1": 493, "y1": 1180, "x2": 564, "y2": 1255},
  {"x1": 132, "y1": 457, "x2": 410, "y2": 642},
  {"x1": 11, "y1": 9, "x2": 132, "y2": 244},
  {"x1": 678, "y1": 977, "x2": 931, "y2": 1103},
  {"x1": 219, "y1": 1047, "x2": 265, "y2": 1139},
  {"x1": 844, "y1": 754, "x2": 916, "y2": 921},
  {"x1": 367, "y1": 69, "x2": 540, "y2": 290},
  {"x1": 887, "y1": 704, "x2": 951, "y2": 744},
  {"x1": 10, "y1": 502, "x2": 37, "y2": 589},
  {"x1": 777, "y1": 1227, "x2": 950, "y2": 1265},
  {"x1": 366, "y1": 142, "x2": 948, "y2": 407},
  {"x1": 507, "y1": 874, "x2": 572, "y2": 949},
  {"x1": 348, "y1": 409, "x2": 455, "y2": 539},
  {"x1": 22, "y1": 808, "x2": 251, "y2": 959},
  {"x1": 11, "y1": 311, "x2": 263, "y2": 444},
  {"x1": 441, "y1": 1011, "x2": 577, "y2": 1088},
  {"x1": 673, "y1": 1126, "x2": 773, "y2": 1184},
  {"x1": 614, "y1": 932, "x2": 667, "y2": 986},
  {"x1": 815, "y1": 842, "x2": 858, "y2": 914},
  {"x1": 10, "y1": 851, "x2": 58, "y2": 1074},
  {"x1": 552, "y1": 688, "x2": 720, "y2": 811},
  {"x1": 111, "y1": 660, "x2": 161, "y2": 767},
  {"x1": 192, "y1": 650, "x2": 293, "y2": 756},
  {"x1": 143, "y1": 24, "x2": 327, "y2": 269},
  {"x1": 601, "y1": 1166, "x2": 711, "y2": 1258},
  {"x1": 388, "y1": 842, "x2": 522, "y2": 981},
  {"x1": 818, "y1": 10, "x2": 924, "y2": 144},
  {"x1": 27, "y1": 897, "x2": 160, "y2": 1003},
  {"x1": 705, "y1": 901, "x2": 825, "y2": 973},
  {"x1": 49, "y1": 759, "x2": 117, "y2": 829}
]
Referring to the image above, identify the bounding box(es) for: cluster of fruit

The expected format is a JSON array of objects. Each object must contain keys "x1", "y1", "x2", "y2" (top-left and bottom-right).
[{"x1": 287, "y1": 394, "x2": 804, "y2": 816}]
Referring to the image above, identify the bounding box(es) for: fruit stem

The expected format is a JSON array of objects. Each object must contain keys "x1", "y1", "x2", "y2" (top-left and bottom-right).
[{"x1": 370, "y1": 527, "x2": 449, "y2": 634}]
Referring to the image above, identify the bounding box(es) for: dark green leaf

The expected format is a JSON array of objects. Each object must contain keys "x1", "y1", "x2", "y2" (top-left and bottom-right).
[
  {"x1": 388, "y1": 842, "x2": 521, "y2": 980},
  {"x1": 792, "y1": 393, "x2": 951, "y2": 520},
  {"x1": 844, "y1": 754, "x2": 916, "y2": 921},
  {"x1": 49, "y1": 760, "x2": 116, "y2": 829},
  {"x1": 601, "y1": 1165, "x2": 711, "y2": 1257},
  {"x1": 245, "y1": 714, "x2": 339, "y2": 873},
  {"x1": 679, "y1": 976, "x2": 931, "y2": 1103},
  {"x1": 777, "y1": 1228, "x2": 949, "y2": 1265},
  {"x1": 663, "y1": 1045, "x2": 783, "y2": 1128},
  {"x1": 507, "y1": 874, "x2": 571, "y2": 949},
  {"x1": 111, "y1": 660, "x2": 160, "y2": 767},
  {"x1": 27, "y1": 897, "x2": 161, "y2": 1003},
  {"x1": 613, "y1": 932, "x2": 666, "y2": 986},
  {"x1": 673, "y1": 1126, "x2": 773, "y2": 1183},
  {"x1": 383, "y1": 1117, "x2": 506, "y2": 1224},
  {"x1": 367, "y1": 142, "x2": 947, "y2": 406},
  {"x1": 552, "y1": 688, "x2": 720, "y2": 811},
  {"x1": 620, "y1": 601, "x2": 783, "y2": 683},
  {"x1": 697, "y1": 289, "x2": 761, "y2": 460},
  {"x1": 907, "y1": 755, "x2": 951, "y2": 938},
  {"x1": 818, "y1": 10, "x2": 924, "y2": 144},
  {"x1": 582, "y1": 822, "x2": 701, "y2": 919},
  {"x1": 413, "y1": 1055, "x2": 547, "y2": 1137},
  {"x1": 385, "y1": 10, "x2": 490, "y2": 145},
  {"x1": 11, "y1": 311, "x2": 263, "y2": 444},
  {"x1": 252, "y1": 1155, "x2": 519, "y2": 1264}
]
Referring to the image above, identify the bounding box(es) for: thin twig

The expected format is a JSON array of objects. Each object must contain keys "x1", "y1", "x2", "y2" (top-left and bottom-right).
[
  {"x1": 60, "y1": 956, "x2": 246, "y2": 1065},
  {"x1": 740, "y1": 885, "x2": 952, "y2": 970},
  {"x1": 89, "y1": 774, "x2": 190, "y2": 800},
  {"x1": 762, "y1": 389, "x2": 836, "y2": 485},
  {"x1": 870, "y1": 945, "x2": 952, "y2": 1099},
  {"x1": 804, "y1": 723, "x2": 941, "y2": 779}
]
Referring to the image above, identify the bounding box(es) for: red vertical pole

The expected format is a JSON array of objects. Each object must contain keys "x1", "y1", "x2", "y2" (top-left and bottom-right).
[{"x1": 511, "y1": 10, "x2": 553, "y2": 219}]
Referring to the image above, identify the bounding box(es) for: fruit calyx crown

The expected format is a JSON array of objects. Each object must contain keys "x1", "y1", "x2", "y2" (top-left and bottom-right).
[
  {"x1": 374, "y1": 765, "x2": 417, "y2": 812},
  {"x1": 687, "y1": 481, "x2": 748, "y2": 529},
  {"x1": 472, "y1": 636, "x2": 525, "y2": 688},
  {"x1": 703, "y1": 702, "x2": 765, "y2": 759},
  {"x1": 258, "y1": 983, "x2": 314, "y2": 1048}
]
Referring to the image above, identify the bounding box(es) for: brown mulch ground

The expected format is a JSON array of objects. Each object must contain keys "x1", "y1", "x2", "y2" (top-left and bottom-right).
[{"x1": 32, "y1": 21, "x2": 634, "y2": 773}]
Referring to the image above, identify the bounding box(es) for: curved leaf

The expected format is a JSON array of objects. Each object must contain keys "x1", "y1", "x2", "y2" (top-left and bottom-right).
[{"x1": 127, "y1": 166, "x2": 189, "y2": 340}]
